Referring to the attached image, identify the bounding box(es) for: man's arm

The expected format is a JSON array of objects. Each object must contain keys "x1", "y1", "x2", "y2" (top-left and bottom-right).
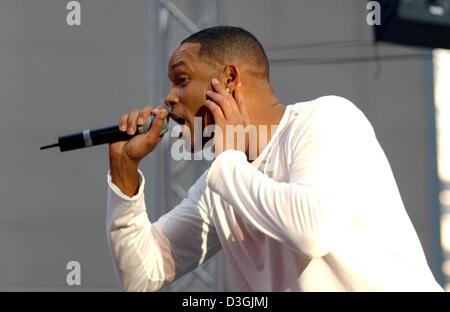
[
  {"x1": 106, "y1": 105, "x2": 220, "y2": 291},
  {"x1": 206, "y1": 97, "x2": 370, "y2": 258},
  {"x1": 107, "y1": 169, "x2": 221, "y2": 291}
]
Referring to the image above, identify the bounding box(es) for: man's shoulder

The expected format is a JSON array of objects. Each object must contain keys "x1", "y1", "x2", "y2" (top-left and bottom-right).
[
  {"x1": 288, "y1": 95, "x2": 365, "y2": 127},
  {"x1": 290, "y1": 95, "x2": 360, "y2": 116},
  {"x1": 285, "y1": 95, "x2": 372, "y2": 145}
]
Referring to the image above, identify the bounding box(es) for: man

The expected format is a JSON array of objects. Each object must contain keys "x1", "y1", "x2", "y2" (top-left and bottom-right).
[{"x1": 106, "y1": 26, "x2": 442, "y2": 291}]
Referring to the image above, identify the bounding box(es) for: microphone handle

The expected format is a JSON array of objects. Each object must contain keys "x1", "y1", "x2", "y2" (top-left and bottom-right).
[
  {"x1": 58, "y1": 115, "x2": 166, "y2": 152},
  {"x1": 58, "y1": 125, "x2": 132, "y2": 152}
]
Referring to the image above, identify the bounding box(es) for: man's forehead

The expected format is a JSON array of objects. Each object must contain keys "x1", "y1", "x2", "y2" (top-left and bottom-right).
[{"x1": 168, "y1": 42, "x2": 202, "y2": 70}]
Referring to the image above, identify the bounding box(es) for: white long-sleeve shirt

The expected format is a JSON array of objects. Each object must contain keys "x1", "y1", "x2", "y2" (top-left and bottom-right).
[{"x1": 106, "y1": 95, "x2": 443, "y2": 291}]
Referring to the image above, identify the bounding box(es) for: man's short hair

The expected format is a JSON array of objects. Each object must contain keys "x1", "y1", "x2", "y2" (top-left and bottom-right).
[{"x1": 181, "y1": 26, "x2": 270, "y2": 81}]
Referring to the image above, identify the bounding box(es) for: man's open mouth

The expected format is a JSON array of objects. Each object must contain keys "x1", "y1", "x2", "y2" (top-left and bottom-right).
[{"x1": 169, "y1": 113, "x2": 186, "y2": 125}]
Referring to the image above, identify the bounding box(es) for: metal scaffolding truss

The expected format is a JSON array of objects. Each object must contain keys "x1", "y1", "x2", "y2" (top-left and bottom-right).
[{"x1": 146, "y1": 0, "x2": 235, "y2": 292}]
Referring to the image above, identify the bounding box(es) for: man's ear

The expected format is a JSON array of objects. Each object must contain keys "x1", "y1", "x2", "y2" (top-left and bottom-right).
[{"x1": 221, "y1": 65, "x2": 240, "y2": 94}]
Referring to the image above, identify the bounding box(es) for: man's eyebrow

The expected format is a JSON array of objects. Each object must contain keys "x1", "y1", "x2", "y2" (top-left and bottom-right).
[{"x1": 170, "y1": 61, "x2": 186, "y2": 70}]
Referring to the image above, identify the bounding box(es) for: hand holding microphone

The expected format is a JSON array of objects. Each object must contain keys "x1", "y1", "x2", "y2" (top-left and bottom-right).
[
  {"x1": 109, "y1": 106, "x2": 169, "y2": 197},
  {"x1": 40, "y1": 105, "x2": 170, "y2": 196},
  {"x1": 109, "y1": 106, "x2": 170, "y2": 164},
  {"x1": 41, "y1": 105, "x2": 170, "y2": 153}
]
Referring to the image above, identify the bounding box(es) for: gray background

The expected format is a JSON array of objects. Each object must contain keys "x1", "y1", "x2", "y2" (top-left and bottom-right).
[{"x1": 0, "y1": 0, "x2": 443, "y2": 290}]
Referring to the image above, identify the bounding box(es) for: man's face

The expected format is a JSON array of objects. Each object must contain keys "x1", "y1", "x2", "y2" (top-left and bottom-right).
[{"x1": 165, "y1": 42, "x2": 218, "y2": 152}]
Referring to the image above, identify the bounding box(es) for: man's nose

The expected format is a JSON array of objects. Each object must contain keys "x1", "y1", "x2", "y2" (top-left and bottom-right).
[{"x1": 164, "y1": 89, "x2": 178, "y2": 111}]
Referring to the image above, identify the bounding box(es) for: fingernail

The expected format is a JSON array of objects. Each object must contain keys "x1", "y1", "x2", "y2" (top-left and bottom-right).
[
  {"x1": 212, "y1": 78, "x2": 219, "y2": 85},
  {"x1": 128, "y1": 127, "x2": 134, "y2": 134},
  {"x1": 138, "y1": 118, "x2": 144, "y2": 124},
  {"x1": 120, "y1": 125, "x2": 126, "y2": 131}
]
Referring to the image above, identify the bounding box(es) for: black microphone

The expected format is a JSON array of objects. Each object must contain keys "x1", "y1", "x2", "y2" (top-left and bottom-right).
[{"x1": 40, "y1": 114, "x2": 169, "y2": 152}]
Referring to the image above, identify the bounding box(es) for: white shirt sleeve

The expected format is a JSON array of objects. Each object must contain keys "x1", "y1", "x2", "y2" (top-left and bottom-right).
[
  {"x1": 106, "y1": 170, "x2": 221, "y2": 291},
  {"x1": 205, "y1": 97, "x2": 368, "y2": 259}
]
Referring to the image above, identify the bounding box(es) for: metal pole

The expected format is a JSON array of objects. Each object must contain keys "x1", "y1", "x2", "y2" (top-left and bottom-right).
[
  {"x1": 147, "y1": 0, "x2": 236, "y2": 292},
  {"x1": 160, "y1": 0, "x2": 199, "y2": 33},
  {"x1": 147, "y1": 0, "x2": 163, "y2": 221}
]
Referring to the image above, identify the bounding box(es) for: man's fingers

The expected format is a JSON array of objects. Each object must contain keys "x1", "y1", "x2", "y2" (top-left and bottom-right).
[
  {"x1": 205, "y1": 90, "x2": 223, "y2": 104},
  {"x1": 150, "y1": 107, "x2": 169, "y2": 124},
  {"x1": 211, "y1": 78, "x2": 227, "y2": 93},
  {"x1": 137, "y1": 105, "x2": 154, "y2": 126},
  {"x1": 119, "y1": 114, "x2": 129, "y2": 132},
  {"x1": 144, "y1": 108, "x2": 168, "y2": 145},
  {"x1": 210, "y1": 78, "x2": 242, "y2": 118},
  {"x1": 157, "y1": 107, "x2": 169, "y2": 120},
  {"x1": 205, "y1": 99, "x2": 225, "y2": 123},
  {"x1": 211, "y1": 78, "x2": 234, "y2": 104},
  {"x1": 127, "y1": 109, "x2": 140, "y2": 135},
  {"x1": 206, "y1": 90, "x2": 233, "y2": 118}
]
